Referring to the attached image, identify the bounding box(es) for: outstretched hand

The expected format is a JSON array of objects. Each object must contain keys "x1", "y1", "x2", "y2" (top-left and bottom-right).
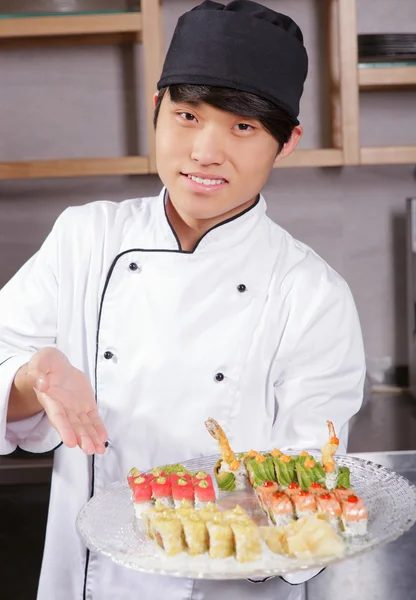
[{"x1": 27, "y1": 348, "x2": 108, "y2": 455}]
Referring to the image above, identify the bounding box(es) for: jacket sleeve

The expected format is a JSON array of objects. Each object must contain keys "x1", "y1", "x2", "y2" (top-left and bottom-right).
[
  {"x1": 271, "y1": 277, "x2": 366, "y2": 585},
  {"x1": 0, "y1": 216, "x2": 66, "y2": 455}
]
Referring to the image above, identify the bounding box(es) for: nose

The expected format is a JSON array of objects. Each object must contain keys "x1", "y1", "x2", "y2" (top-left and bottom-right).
[{"x1": 190, "y1": 125, "x2": 225, "y2": 166}]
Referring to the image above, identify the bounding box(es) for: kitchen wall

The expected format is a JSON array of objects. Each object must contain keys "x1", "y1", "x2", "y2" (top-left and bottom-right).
[{"x1": 0, "y1": 0, "x2": 415, "y2": 372}]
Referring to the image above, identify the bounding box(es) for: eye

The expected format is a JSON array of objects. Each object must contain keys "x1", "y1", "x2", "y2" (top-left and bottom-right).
[
  {"x1": 235, "y1": 123, "x2": 254, "y2": 131},
  {"x1": 178, "y1": 112, "x2": 197, "y2": 122}
]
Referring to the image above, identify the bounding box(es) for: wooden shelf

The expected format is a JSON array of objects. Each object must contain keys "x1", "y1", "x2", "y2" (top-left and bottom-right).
[
  {"x1": 277, "y1": 149, "x2": 344, "y2": 169},
  {"x1": 361, "y1": 146, "x2": 416, "y2": 166},
  {"x1": 0, "y1": 157, "x2": 149, "y2": 180},
  {"x1": 0, "y1": 12, "x2": 142, "y2": 39},
  {"x1": 359, "y1": 65, "x2": 416, "y2": 90}
]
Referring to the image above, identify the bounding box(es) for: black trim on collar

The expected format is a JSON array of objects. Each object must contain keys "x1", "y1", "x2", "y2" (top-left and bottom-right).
[{"x1": 162, "y1": 191, "x2": 261, "y2": 253}]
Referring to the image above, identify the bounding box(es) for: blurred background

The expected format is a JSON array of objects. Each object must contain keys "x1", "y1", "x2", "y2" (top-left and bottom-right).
[{"x1": 0, "y1": 1, "x2": 415, "y2": 599}]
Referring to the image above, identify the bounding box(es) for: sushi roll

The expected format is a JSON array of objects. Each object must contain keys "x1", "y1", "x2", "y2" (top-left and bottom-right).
[
  {"x1": 198, "y1": 502, "x2": 221, "y2": 523},
  {"x1": 316, "y1": 492, "x2": 342, "y2": 530},
  {"x1": 177, "y1": 513, "x2": 209, "y2": 556},
  {"x1": 171, "y1": 472, "x2": 192, "y2": 486},
  {"x1": 341, "y1": 494, "x2": 368, "y2": 536},
  {"x1": 127, "y1": 467, "x2": 141, "y2": 490},
  {"x1": 245, "y1": 454, "x2": 277, "y2": 488},
  {"x1": 309, "y1": 482, "x2": 327, "y2": 496},
  {"x1": 151, "y1": 515, "x2": 186, "y2": 556},
  {"x1": 273, "y1": 454, "x2": 298, "y2": 489},
  {"x1": 206, "y1": 516, "x2": 234, "y2": 559},
  {"x1": 284, "y1": 482, "x2": 302, "y2": 497},
  {"x1": 255, "y1": 480, "x2": 279, "y2": 513},
  {"x1": 192, "y1": 471, "x2": 211, "y2": 485},
  {"x1": 172, "y1": 477, "x2": 195, "y2": 508},
  {"x1": 266, "y1": 491, "x2": 295, "y2": 527},
  {"x1": 231, "y1": 522, "x2": 263, "y2": 563},
  {"x1": 131, "y1": 474, "x2": 154, "y2": 518},
  {"x1": 151, "y1": 476, "x2": 174, "y2": 508},
  {"x1": 194, "y1": 478, "x2": 216, "y2": 509},
  {"x1": 336, "y1": 466, "x2": 352, "y2": 489},
  {"x1": 223, "y1": 505, "x2": 252, "y2": 525},
  {"x1": 321, "y1": 420, "x2": 340, "y2": 490},
  {"x1": 205, "y1": 418, "x2": 247, "y2": 490},
  {"x1": 290, "y1": 490, "x2": 317, "y2": 518},
  {"x1": 333, "y1": 486, "x2": 354, "y2": 503},
  {"x1": 296, "y1": 455, "x2": 326, "y2": 490},
  {"x1": 142, "y1": 500, "x2": 175, "y2": 538}
]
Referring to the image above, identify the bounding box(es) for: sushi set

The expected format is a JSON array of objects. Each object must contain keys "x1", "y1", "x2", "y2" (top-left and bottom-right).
[{"x1": 76, "y1": 419, "x2": 416, "y2": 580}]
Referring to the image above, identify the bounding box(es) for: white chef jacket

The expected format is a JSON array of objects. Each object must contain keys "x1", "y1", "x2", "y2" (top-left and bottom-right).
[{"x1": 0, "y1": 188, "x2": 365, "y2": 600}]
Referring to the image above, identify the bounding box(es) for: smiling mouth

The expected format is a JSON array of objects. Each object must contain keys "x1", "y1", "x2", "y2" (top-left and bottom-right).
[{"x1": 181, "y1": 173, "x2": 228, "y2": 186}]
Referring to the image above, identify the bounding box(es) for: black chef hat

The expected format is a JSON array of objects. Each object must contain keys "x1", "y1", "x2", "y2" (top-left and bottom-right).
[{"x1": 157, "y1": 0, "x2": 308, "y2": 123}]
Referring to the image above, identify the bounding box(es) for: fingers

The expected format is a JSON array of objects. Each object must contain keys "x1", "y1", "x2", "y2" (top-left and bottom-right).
[
  {"x1": 34, "y1": 390, "x2": 106, "y2": 455},
  {"x1": 34, "y1": 389, "x2": 78, "y2": 449}
]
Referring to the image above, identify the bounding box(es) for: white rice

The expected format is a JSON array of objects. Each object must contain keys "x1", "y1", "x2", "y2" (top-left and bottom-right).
[{"x1": 341, "y1": 516, "x2": 368, "y2": 536}]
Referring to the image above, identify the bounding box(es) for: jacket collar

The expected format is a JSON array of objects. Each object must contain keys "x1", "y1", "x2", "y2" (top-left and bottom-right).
[{"x1": 154, "y1": 187, "x2": 267, "y2": 253}]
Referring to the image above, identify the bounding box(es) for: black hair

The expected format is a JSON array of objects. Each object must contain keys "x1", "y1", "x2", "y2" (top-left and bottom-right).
[{"x1": 153, "y1": 84, "x2": 297, "y2": 153}]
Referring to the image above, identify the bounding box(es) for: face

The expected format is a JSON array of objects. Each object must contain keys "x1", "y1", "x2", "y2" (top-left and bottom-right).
[{"x1": 154, "y1": 91, "x2": 302, "y2": 228}]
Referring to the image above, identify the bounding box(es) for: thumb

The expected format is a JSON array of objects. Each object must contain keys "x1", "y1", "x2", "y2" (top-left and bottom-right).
[{"x1": 27, "y1": 369, "x2": 49, "y2": 393}]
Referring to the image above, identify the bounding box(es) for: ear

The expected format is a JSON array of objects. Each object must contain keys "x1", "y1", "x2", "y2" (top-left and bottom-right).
[
  {"x1": 273, "y1": 125, "x2": 303, "y2": 166},
  {"x1": 153, "y1": 91, "x2": 159, "y2": 109}
]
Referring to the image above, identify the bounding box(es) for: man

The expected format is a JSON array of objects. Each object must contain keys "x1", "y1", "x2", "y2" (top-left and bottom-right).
[{"x1": 0, "y1": 1, "x2": 365, "y2": 599}]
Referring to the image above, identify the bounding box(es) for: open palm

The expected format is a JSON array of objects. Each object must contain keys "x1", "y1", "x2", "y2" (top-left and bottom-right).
[{"x1": 27, "y1": 347, "x2": 108, "y2": 455}]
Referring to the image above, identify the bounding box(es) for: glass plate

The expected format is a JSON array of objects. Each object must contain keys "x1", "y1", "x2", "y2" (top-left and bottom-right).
[{"x1": 76, "y1": 454, "x2": 416, "y2": 580}]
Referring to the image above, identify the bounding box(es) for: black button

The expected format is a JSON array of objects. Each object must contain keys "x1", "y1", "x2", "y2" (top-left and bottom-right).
[
  {"x1": 237, "y1": 284, "x2": 246, "y2": 293},
  {"x1": 129, "y1": 262, "x2": 139, "y2": 271},
  {"x1": 215, "y1": 372, "x2": 225, "y2": 382},
  {"x1": 104, "y1": 441, "x2": 109, "y2": 448},
  {"x1": 104, "y1": 351, "x2": 113, "y2": 360}
]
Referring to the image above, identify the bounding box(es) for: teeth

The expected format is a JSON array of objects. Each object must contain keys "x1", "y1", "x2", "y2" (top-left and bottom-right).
[{"x1": 187, "y1": 174, "x2": 225, "y2": 186}]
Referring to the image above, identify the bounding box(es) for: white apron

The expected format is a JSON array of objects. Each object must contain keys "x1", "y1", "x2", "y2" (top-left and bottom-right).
[{"x1": 0, "y1": 189, "x2": 365, "y2": 599}]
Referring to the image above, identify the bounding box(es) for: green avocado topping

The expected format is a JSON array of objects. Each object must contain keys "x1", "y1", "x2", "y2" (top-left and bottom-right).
[
  {"x1": 214, "y1": 459, "x2": 236, "y2": 491},
  {"x1": 273, "y1": 457, "x2": 296, "y2": 487},
  {"x1": 337, "y1": 466, "x2": 351, "y2": 489}
]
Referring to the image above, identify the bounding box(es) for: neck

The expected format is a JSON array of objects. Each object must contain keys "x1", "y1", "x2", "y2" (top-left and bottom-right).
[{"x1": 165, "y1": 194, "x2": 258, "y2": 252}]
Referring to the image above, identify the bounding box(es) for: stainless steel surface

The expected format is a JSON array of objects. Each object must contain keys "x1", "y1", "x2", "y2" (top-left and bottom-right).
[{"x1": 306, "y1": 451, "x2": 416, "y2": 600}]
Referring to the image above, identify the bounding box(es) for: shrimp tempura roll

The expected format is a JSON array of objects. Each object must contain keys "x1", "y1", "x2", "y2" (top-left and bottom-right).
[
  {"x1": 231, "y1": 522, "x2": 262, "y2": 563},
  {"x1": 206, "y1": 516, "x2": 234, "y2": 558},
  {"x1": 177, "y1": 513, "x2": 209, "y2": 556},
  {"x1": 151, "y1": 515, "x2": 186, "y2": 556}
]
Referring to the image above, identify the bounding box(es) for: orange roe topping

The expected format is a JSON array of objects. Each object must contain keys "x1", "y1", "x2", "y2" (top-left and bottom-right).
[
  {"x1": 330, "y1": 436, "x2": 339, "y2": 445},
  {"x1": 320, "y1": 493, "x2": 331, "y2": 500},
  {"x1": 271, "y1": 448, "x2": 283, "y2": 457},
  {"x1": 299, "y1": 451, "x2": 309, "y2": 457},
  {"x1": 348, "y1": 495, "x2": 359, "y2": 503},
  {"x1": 288, "y1": 483, "x2": 300, "y2": 490},
  {"x1": 324, "y1": 463, "x2": 335, "y2": 473},
  {"x1": 273, "y1": 491, "x2": 285, "y2": 498},
  {"x1": 298, "y1": 490, "x2": 309, "y2": 496},
  {"x1": 247, "y1": 450, "x2": 257, "y2": 458},
  {"x1": 311, "y1": 483, "x2": 323, "y2": 488},
  {"x1": 255, "y1": 454, "x2": 266, "y2": 463},
  {"x1": 304, "y1": 458, "x2": 315, "y2": 469},
  {"x1": 229, "y1": 460, "x2": 241, "y2": 472},
  {"x1": 263, "y1": 480, "x2": 275, "y2": 488},
  {"x1": 280, "y1": 455, "x2": 291, "y2": 463}
]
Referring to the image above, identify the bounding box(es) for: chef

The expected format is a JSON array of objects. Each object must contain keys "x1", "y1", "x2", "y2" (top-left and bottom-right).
[{"x1": 0, "y1": 1, "x2": 365, "y2": 599}]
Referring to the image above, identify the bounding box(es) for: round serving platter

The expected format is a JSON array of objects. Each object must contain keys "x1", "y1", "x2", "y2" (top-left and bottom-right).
[{"x1": 76, "y1": 454, "x2": 416, "y2": 580}]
